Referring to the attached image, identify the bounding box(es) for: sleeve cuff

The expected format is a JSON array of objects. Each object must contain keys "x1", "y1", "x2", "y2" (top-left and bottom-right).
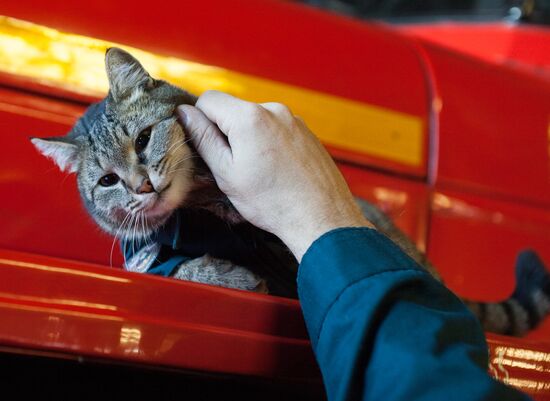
[{"x1": 297, "y1": 227, "x2": 426, "y2": 347}]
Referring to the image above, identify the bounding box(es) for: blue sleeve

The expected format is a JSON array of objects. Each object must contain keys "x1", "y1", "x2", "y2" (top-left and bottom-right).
[{"x1": 298, "y1": 227, "x2": 531, "y2": 401}]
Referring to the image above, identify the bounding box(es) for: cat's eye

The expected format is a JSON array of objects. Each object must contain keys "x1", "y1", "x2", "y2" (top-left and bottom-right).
[
  {"x1": 135, "y1": 127, "x2": 152, "y2": 154},
  {"x1": 99, "y1": 173, "x2": 120, "y2": 187}
]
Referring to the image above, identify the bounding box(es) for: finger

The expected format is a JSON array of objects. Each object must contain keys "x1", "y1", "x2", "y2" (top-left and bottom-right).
[
  {"x1": 294, "y1": 115, "x2": 306, "y2": 126},
  {"x1": 195, "y1": 90, "x2": 256, "y2": 134},
  {"x1": 177, "y1": 104, "x2": 232, "y2": 175}
]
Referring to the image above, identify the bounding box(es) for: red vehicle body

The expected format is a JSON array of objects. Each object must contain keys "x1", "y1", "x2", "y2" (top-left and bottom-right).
[{"x1": 0, "y1": 0, "x2": 549, "y2": 399}]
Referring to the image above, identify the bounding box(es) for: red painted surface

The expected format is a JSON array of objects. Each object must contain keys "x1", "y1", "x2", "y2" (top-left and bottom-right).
[
  {"x1": 419, "y1": 40, "x2": 550, "y2": 207},
  {"x1": 0, "y1": 0, "x2": 430, "y2": 177},
  {"x1": 1, "y1": 1, "x2": 550, "y2": 399},
  {"x1": 428, "y1": 189, "x2": 550, "y2": 305},
  {"x1": 339, "y1": 164, "x2": 430, "y2": 251},
  {"x1": 403, "y1": 23, "x2": 550, "y2": 78},
  {"x1": 0, "y1": 248, "x2": 316, "y2": 380}
]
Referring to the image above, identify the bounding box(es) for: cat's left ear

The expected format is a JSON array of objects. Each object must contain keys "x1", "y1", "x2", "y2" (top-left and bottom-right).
[
  {"x1": 105, "y1": 47, "x2": 154, "y2": 101},
  {"x1": 30, "y1": 137, "x2": 80, "y2": 173}
]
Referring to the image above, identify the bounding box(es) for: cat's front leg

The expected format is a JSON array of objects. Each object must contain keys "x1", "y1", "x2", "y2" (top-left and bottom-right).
[{"x1": 173, "y1": 254, "x2": 268, "y2": 294}]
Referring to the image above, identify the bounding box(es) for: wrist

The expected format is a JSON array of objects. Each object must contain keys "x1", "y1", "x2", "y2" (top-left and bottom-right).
[{"x1": 280, "y1": 211, "x2": 374, "y2": 262}]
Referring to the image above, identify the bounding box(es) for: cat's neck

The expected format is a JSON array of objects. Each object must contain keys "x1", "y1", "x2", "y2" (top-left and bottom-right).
[{"x1": 186, "y1": 155, "x2": 244, "y2": 224}]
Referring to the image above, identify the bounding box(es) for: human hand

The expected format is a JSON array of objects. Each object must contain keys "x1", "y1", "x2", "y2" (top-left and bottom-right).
[{"x1": 177, "y1": 91, "x2": 372, "y2": 261}]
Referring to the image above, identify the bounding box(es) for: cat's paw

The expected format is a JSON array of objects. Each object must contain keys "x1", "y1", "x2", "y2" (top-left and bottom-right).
[
  {"x1": 173, "y1": 254, "x2": 268, "y2": 293},
  {"x1": 254, "y1": 279, "x2": 269, "y2": 294}
]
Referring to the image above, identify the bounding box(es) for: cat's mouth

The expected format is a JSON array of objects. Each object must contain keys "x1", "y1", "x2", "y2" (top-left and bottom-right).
[
  {"x1": 159, "y1": 182, "x2": 172, "y2": 195},
  {"x1": 139, "y1": 179, "x2": 183, "y2": 228},
  {"x1": 142, "y1": 182, "x2": 172, "y2": 216},
  {"x1": 129, "y1": 166, "x2": 192, "y2": 232}
]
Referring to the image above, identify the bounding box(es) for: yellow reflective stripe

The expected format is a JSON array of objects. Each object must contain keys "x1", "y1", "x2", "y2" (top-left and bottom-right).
[
  {"x1": 227, "y1": 74, "x2": 425, "y2": 167},
  {"x1": 0, "y1": 16, "x2": 424, "y2": 167}
]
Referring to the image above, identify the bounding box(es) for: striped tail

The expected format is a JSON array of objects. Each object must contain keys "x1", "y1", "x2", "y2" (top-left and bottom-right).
[{"x1": 466, "y1": 250, "x2": 550, "y2": 336}]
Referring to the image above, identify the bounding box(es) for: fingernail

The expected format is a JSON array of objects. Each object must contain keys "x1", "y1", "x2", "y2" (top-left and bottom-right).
[{"x1": 176, "y1": 106, "x2": 188, "y2": 126}]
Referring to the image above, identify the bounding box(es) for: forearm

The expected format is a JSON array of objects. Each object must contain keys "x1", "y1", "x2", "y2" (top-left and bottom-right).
[{"x1": 298, "y1": 228, "x2": 531, "y2": 401}]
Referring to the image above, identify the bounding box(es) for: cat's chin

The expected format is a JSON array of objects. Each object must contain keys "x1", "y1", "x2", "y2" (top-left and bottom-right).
[
  {"x1": 141, "y1": 197, "x2": 177, "y2": 231},
  {"x1": 143, "y1": 176, "x2": 188, "y2": 225},
  {"x1": 143, "y1": 212, "x2": 172, "y2": 233},
  {"x1": 144, "y1": 200, "x2": 173, "y2": 219}
]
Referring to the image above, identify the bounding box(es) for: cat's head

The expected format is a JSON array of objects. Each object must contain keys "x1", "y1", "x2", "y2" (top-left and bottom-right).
[{"x1": 31, "y1": 48, "x2": 198, "y2": 239}]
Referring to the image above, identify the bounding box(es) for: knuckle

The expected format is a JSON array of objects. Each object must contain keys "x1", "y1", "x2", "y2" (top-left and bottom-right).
[
  {"x1": 291, "y1": 115, "x2": 306, "y2": 131},
  {"x1": 274, "y1": 103, "x2": 292, "y2": 116},
  {"x1": 263, "y1": 102, "x2": 292, "y2": 117},
  {"x1": 245, "y1": 104, "x2": 267, "y2": 125}
]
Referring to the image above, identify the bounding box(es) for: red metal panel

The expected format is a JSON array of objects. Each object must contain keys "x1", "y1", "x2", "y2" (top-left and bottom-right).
[
  {"x1": 0, "y1": 248, "x2": 317, "y2": 380},
  {"x1": 339, "y1": 163, "x2": 429, "y2": 250},
  {"x1": 403, "y1": 23, "x2": 550, "y2": 76},
  {"x1": 427, "y1": 189, "x2": 550, "y2": 309},
  {"x1": 0, "y1": 0, "x2": 428, "y2": 115},
  {"x1": 420, "y1": 41, "x2": 550, "y2": 206}
]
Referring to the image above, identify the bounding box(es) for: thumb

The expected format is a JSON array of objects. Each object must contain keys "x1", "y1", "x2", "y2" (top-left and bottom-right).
[{"x1": 177, "y1": 105, "x2": 232, "y2": 176}]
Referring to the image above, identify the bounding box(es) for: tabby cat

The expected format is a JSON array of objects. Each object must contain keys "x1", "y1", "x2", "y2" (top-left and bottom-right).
[{"x1": 31, "y1": 48, "x2": 550, "y2": 336}]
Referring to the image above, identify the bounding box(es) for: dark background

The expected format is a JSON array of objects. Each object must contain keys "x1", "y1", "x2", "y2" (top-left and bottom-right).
[{"x1": 303, "y1": 0, "x2": 550, "y2": 24}]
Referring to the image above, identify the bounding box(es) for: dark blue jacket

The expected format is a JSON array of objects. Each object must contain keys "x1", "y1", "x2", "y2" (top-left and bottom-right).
[{"x1": 298, "y1": 227, "x2": 531, "y2": 401}]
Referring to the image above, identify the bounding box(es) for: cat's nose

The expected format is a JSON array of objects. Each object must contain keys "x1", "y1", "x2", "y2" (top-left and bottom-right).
[{"x1": 136, "y1": 178, "x2": 155, "y2": 194}]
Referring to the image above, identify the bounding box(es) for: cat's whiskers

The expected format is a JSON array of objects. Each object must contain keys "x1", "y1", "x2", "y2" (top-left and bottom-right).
[
  {"x1": 132, "y1": 212, "x2": 140, "y2": 257},
  {"x1": 141, "y1": 212, "x2": 149, "y2": 246},
  {"x1": 165, "y1": 136, "x2": 192, "y2": 156},
  {"x1": 140, "y1": 211, "x2": 145, "y2": 238},
  {"x1": 122, "y1": 214, "x2": 131, "y2": 256},
  {"x1": 170, "y1": 136, "x2": 190, "y2": 150},
  {"x1": 167, "y1": 167, "x2": 193, "y2": 175},
  {"x1": 164, "y1": 137, "x2": 184, "y2": 154},
  {"x1": 169, "y1": 153, "x2": 199, "y2": 167},
  {"x1": 139, "y1": 211, "x2": 152, "y2": 248},
  {"x1": 110, "y1": 210, "x2": 132, "y2": 268},
  {"x1": 60, "y1": 171, "x2": 73, "y2": 186},
  {"x1": 126, "y1": 213, "x2": 137, "y2": 257},
  {"x1": 167, "y1": 155, "x2": 200, "y2": 174},
  {"x1": 143, "y1": 213, "x2": 154, "y2": 246}
]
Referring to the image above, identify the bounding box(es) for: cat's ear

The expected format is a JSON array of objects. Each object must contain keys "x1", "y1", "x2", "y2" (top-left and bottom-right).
[
  {"x1": 105, "y1": 47, "x2": 154, "y2": 101},
  {"x1": 30, "y1": 137, "x2": 80, "y2": 173}
]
